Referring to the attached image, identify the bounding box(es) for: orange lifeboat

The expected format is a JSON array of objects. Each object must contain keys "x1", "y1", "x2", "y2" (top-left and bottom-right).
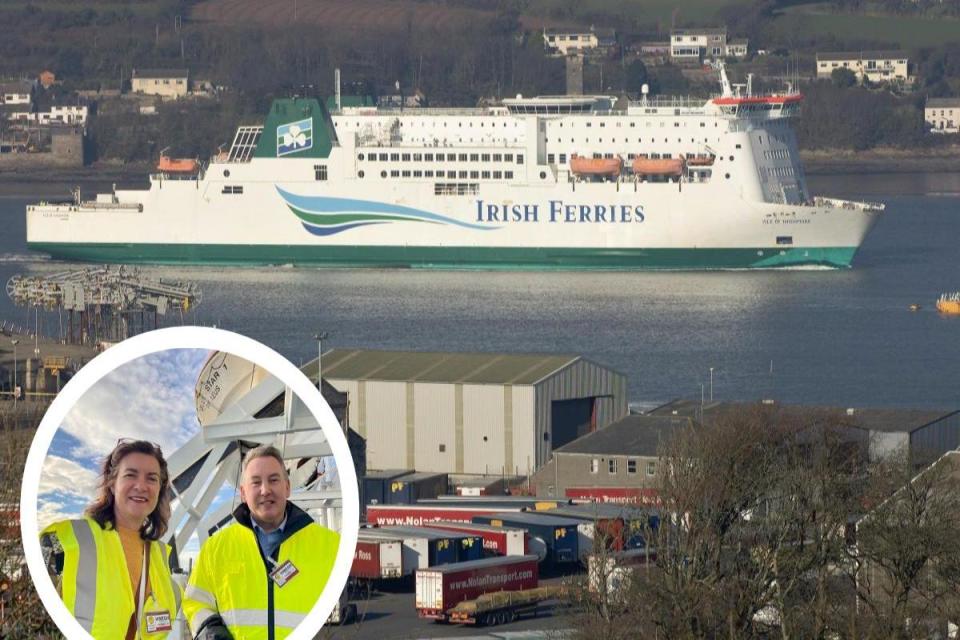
[
  {"x1": 157, "y1": 155, "x2": 200, "y2": 173},
  {"x1": 570, "y1": 154, "x2": 623, "y2": 178},
  {"x1": 937, "y1": 292, "x2": 960, "y2": 315},
  {"x1": 632, "y1": 157, "x2": 685, "y2": 177},
  {"x1": 686, "y1": 154, "x2": 715, "y2": 166}
]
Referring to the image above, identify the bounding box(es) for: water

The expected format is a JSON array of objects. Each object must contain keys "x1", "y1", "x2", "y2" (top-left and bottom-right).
[{"x1": 2, "y1": 173, "x2": 959, "y2": 409}]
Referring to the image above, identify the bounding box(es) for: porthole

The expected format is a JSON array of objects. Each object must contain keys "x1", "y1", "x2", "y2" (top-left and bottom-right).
[
  {"x1": 358, "y1": 153, "x2": 364, "y2": 161},
  {"x1": 358, "y1": 170, "x2": 365, "y2": 178},
  {"x1": 380, "y1": 170, "x2": 387, "y2": 178},
  {"x1": 540, "y1": 171, "x2": 546, "y2": 179},
  {"x1": 725, "y1": 173, "x2": 731, "y2": 179},
  {"x1": 223, "y1": 169, "x2": 230, "y2": 178},
  {"x1": 729, "y1": 155, "x2": 734, "y2": 161}
]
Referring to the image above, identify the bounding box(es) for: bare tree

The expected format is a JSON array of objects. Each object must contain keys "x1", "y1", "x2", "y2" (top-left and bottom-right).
[
  {"x1": 849, "y1": 451, "x2": 960, "y2": 639},
  {"x1": 0, "y1": 406, "x2": 61, "y2": 639}
]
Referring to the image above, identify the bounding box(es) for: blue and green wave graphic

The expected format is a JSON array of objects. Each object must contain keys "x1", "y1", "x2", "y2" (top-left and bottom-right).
[{"x1": 276, "y1": 186, "x2": 498, "y2": 236}]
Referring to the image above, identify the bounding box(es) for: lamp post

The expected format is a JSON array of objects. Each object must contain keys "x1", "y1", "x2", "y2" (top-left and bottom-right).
[
  {"x1": 313, "y1": 332, "x2": 328, "y2": 386},
  {"x1": 709, "y1": 366, "x2": 714, "y2": 402},
  {"x1": 11, "y1": 339, "x2": 19, "y2": 407}
]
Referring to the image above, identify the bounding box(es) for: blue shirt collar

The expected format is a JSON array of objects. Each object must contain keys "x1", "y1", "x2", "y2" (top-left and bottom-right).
[{"x1": 251, "y1": 514, "x2": 287, "y2": 535}]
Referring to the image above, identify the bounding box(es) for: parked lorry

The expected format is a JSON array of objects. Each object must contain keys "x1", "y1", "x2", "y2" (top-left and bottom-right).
[
  {"x1": 351, "y1": 537, "x2": 404, "y2": 579},
  {"x1": 426, "y1": 521, "x2": 530, "y2": 557},
  {"x1": 448, "y1": 585, "x2": 562, "y2": 626},
  {"x1": 415, "y1": 555, "x2": 539, "y2": 620},
  {"x1": 472, "y1": 512, "x2": 580, "y2": 564}
]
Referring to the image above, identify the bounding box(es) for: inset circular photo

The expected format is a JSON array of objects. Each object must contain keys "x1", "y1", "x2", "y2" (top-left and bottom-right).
[{"x1": 19, "y1": 327, "x2": 359, "y2": 640}]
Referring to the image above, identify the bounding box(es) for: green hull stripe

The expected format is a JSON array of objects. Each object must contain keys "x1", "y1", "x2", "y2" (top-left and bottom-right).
[{"x1": 27, "y1": 243, "x2": 858, "y2": 269}]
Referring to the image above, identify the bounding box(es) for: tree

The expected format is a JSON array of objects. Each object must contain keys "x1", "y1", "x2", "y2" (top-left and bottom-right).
[
  {"x1": 831, "y1": 67, "x2": 857, "y2": 88},
  {"x1": 624, "y1": 60, "x2": 649, "y2": 94}
]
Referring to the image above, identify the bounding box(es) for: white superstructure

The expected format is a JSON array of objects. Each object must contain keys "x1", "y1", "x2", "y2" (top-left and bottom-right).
[{"x1": 27, "y1": 68, "x2": 883, "y2": 269}]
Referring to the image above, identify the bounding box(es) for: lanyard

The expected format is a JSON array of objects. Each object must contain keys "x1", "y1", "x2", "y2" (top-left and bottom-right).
[{"x1": 134, "y1": 543, "x2": 149, "y2": 638}]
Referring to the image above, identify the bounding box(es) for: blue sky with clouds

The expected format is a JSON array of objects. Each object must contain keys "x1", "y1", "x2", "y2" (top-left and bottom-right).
[{"x1": 38, "y1": 349, "x2": 210, "y2": 529}]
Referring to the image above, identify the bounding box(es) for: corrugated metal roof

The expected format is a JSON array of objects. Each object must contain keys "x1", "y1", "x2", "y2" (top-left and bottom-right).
[
  {"x1": 322, "y1": 349, "x2": 580, "y2": 385},
  {"x1": 650, "y1": 399, "x2": 957, "y2": 433},
  {"x1": 556, "y1": 414, "x2": 694, "y2": 456}
]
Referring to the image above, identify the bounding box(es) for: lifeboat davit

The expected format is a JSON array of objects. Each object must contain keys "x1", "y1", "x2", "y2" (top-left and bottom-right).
[
  {"x1": 936, "y1": 292, "x2": 960, "y2": 315},
  {"x1": 632, "y1": 157, "x2": 685, "y2": 177},
  {"x1": 157, "y1": 155, "x2": 200, "y2": 173},
  {"x1": 686, "y1": 154, "x2": 715, "y2": 166},
  {"x1": 570, "y1": 154, "x2": 623, "y2": 178}
]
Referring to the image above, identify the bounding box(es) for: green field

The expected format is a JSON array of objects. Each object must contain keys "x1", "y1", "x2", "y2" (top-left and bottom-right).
[
  {"x1": 774, "y1": 6, "x2": 960, "y2": 48},
  {"x1": 525, "y1": 0, "x2": 753, "y2": 29}
]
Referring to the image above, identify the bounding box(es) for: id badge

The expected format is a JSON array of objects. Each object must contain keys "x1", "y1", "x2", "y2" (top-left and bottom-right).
[
  {"x1": 144, "y1": 610, "x2": 173, "y2": 633},
  {"x1": 269, "y1": 560, "x2": 300, "y2": 588}
]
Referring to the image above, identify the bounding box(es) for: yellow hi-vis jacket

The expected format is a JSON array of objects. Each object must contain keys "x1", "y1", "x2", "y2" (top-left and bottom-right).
[
  {"x1": 40, "y1": 517, "x2": 182, "y2": 639},
  {"x1": 183, "y1": 502, "x2": 340, "y2": 640}
]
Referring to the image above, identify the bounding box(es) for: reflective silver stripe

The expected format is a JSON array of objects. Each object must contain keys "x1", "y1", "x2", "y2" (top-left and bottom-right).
[
  {"x1": 185, "y1": 584, "x2": 216, "y2": 607},
  {"x1": 69, "y1": 520, "x2": 97, "y2": 633},
  {"x1": 188, "y1": 607, "x2": 217, "y2": 634},
  {"x1": 164, "y1": 545, "x2": 182, "y2": 615},
  {"x1": 221, "y1": 608, "x2": 306, "y2": 629}
]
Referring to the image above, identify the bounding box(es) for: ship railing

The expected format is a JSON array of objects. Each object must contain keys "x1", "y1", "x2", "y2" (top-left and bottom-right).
[
  {"x1": 813, "y1": 196, "x2": 885, "y2": 212},
  {"x1": 626, "y1": 96, "x2": 710, "y2": 110},
  {"x1": 356, "y1": 136, "x2": 526, "y2": 149}
]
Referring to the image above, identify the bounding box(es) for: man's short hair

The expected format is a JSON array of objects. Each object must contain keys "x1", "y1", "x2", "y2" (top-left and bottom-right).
[{"x1": 242, "y1": 445, "x2": 288, "y2": 479}]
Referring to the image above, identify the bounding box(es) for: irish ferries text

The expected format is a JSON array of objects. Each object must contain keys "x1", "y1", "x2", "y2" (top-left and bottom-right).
[{"x1": 476, "y1": 200, "x2": 646, "y2": 224}]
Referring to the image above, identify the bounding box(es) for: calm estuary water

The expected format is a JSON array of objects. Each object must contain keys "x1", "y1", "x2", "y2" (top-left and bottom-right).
[{"x1": 2, "y1": 173, "x2": 959, "y2": 410}]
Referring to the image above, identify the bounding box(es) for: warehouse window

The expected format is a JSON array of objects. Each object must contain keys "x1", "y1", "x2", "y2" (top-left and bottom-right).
[
  {"x1": 646, "y1": 461, "x2": 657, "y2": 476},
  {"x1": 590, "y1": 459, "x2": 599, "y2": 474},
  {"x1": 608, "y1": 459, "x2": 618, "y2": 474},
  {"x1": 627, "y1": 459, "x2": 637, "y2": 474}
]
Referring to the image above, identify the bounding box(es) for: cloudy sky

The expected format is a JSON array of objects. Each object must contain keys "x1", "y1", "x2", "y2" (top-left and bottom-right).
[{"x1": 39, "y1": 349, "x2": 210, "y2": 530}]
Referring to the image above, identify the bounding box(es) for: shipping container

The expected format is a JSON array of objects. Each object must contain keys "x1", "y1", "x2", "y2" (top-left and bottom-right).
[
  {"x1": 536, "y1": 504, "x2": 659, "y2": 552},
  {"x1": 351, "y1": 538, "x2": 403, "y2": 580},
  {"x1": 415, "y1": 555, "x2": 540, "y2": 619},
  {"x1": 387, "y1": 472, "x2": 449, "y2": 504},
  {"x1": 422, "y1": 497, "x2": 572, "y2": 511},
  {"x1": 363, "y1": 469, "x2": 413, "y2": 506},
  {"x1": 426, "y1": 521, "x2": 529, "y2": 557},
  {"x1": 471, "y1": 512, "x2": 580, "y2": 564},
  {"x1": 366, "y1": 504, "x2": 509, "y2": 527},
  {"x1": 369, "y1": 526, "x2": 482, "y2": 567}
]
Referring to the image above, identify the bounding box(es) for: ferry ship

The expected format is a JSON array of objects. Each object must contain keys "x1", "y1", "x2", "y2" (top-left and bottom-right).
[{"x1": 26, "y1": 67, "x2": 883, "y2": 269}]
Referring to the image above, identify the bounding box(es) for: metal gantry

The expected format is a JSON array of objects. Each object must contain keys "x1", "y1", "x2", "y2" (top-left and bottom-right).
[{"x1": 5, "y1": 266, "x2": 202, "y2": 345}]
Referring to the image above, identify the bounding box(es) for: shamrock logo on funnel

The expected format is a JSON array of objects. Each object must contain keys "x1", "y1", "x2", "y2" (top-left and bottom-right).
[{"x1": 277, "y1": 118, "x2": 313, "y2": 157}]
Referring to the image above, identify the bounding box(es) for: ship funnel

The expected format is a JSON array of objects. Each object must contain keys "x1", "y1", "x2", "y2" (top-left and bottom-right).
[{"x1": 335, "y1": 68, "x2": 341, "y2": 111}]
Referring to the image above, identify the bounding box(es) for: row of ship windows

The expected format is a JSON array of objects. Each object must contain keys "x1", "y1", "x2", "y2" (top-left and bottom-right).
[
  {"x1": 339, "y1": 120, "x2": 520, "y2": 128},
  {"x1": 550, "y1": 137, "x2": 722, "y2": 144},
  {"x1": 550, "y1": 121, "x2": 719, "y2": 129},
  {"x1": 360, "y1": 152, "x2": 524, "y2": 164},
  {"x1": 762, "y1": 149, "x2": 789, "y2": 160},
  {"x1": 761, "y1": 166, "x2": 796, "y2": 178},
  {"x1": 370, "y1": 169, "x2": 516, "y2": 180}
]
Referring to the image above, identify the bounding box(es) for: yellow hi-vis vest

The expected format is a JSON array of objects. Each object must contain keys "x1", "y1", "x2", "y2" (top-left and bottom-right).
[
  {"x1": 183, "y1": 504, "x2": 340, "y2": 640},
  {"x1": 41, "y1": 517, "x2": 182, "y2": 639}
]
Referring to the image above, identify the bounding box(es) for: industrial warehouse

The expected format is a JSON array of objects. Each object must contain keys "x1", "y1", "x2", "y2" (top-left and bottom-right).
[{"x1": 322, "y1": 348, "x2": 628, "y2": 476}]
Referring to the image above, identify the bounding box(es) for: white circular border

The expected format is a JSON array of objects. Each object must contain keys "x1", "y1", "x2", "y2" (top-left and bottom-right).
[{"x1": 19, "y1": 327, "x2": 360, "y2": 640}]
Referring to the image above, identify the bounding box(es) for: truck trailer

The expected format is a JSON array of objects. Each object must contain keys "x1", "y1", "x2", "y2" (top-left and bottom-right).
[{"x1": 415, "y1": 555, "x2": 539, "y2": 620}]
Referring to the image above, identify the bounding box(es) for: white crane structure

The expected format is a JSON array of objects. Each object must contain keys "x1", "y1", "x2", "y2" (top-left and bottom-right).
[{"x1": 162, "y1": 352, "x2": 342, "y2": 570}]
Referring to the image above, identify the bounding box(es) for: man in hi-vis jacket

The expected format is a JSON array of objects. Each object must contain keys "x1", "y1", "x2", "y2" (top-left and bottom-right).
[{"x1": 183, "y1": 445, "x2": 340, "y2": 640}]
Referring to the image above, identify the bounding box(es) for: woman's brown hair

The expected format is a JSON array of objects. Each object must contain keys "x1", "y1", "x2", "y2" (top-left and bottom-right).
[{"x1": 84, "y1": 440, "x2": 171, "y2": 541}]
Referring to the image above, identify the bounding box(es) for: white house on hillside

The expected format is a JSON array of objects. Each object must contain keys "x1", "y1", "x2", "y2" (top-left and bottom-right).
[
  {"x1": 816, "y1": 51, "x2": 909, "y2": 84},
  {"x1": 670, "y1": 28, "x2": 747, "y2": 61},
  {"x1": 925, "y1": 97, "x2": 960, "y2": 134}
]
